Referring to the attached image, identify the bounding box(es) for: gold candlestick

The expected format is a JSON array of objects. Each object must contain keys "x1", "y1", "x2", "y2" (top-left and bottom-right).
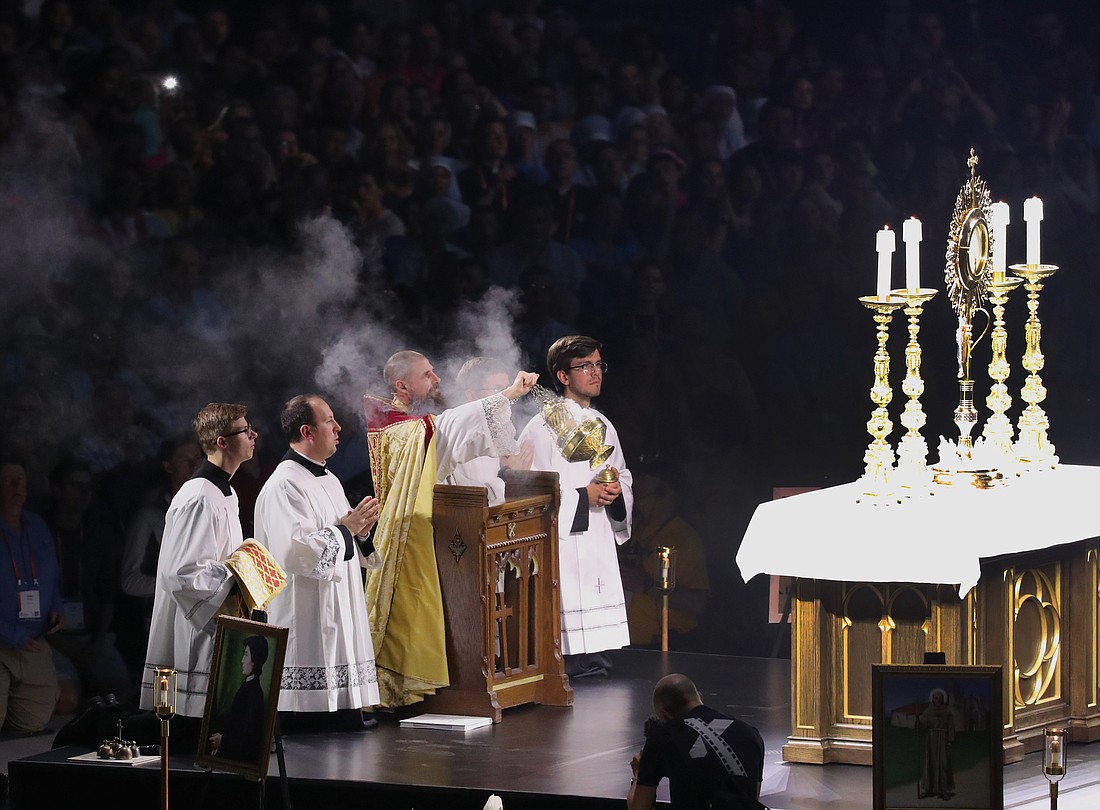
[
  {"x1": 1010, "y1": 263, "x2": 1059, "y2": 470},
  {"x1": 981, "y1": 275, "x2": 1024, "y2": 468},
  {"x1": 892, "y1": 287, "x2": 937, "y2": 490},
  {"x1": 153, "y1": 667, "x2": 177, "y2": 810},
  {"x1": 655, "y1": 546, "x2": 676, "y2": 651},
  {"x1": 857, "y1": 295, "x2": 904, "y2": 499}
]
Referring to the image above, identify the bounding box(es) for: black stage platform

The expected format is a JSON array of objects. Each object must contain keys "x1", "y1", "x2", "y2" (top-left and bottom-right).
[{"x1": 10, "y1": 649, "x2": 1100, "y2": 809}]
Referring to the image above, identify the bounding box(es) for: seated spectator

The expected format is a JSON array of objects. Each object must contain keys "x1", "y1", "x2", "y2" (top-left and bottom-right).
[
  {"x1": 457, "y1": 115, "x2": 526, "y2": 218},
  {"x1": 514, "y1": 264, "x2": 577, "y2": 369},
  {"x1": 543, "y1": 137, "x2": 589, "y2": 242},
  {"x1": 153, "y1": 161, "x2": 204, "y2": 236},
  {"x1": 362, "y1": 116, "x2": 416, "y2": 192},
  {"x1": 623, "y1": 170, "x2": 676, "y2": 260},
  {"x1": 619, "y1": 122, "x2": 651, "y2": 181},
  {"x1": 0, "y1": 458, "x2": 64, "y2": 729},
  {"x1": 387, "y1": 196, "x2": 470, "y2": 322},
  {"x1": 334, "y1": 166, "x2": 408, "y2": 260},
  {"x1": 696, "y1": 84, "x2": 748, "y2": 160},
  {"x1": 97, "y1": 166, "x2": 170, "y2": 246},
  {"x1": 484, "y1": 190, "x2": 586, "y2": 293},
  {"x1": 681, "y1": 157, "x2": 736, "y2": 257},
  {"x1": 572, "y1": 190, "x2": 644, "y2": 329},
  {"x1": 509, "y1": 110, "x2": 547, "y2": 185},
  {"x1": 43, "y1": 457, "x2": 132, "y2": 707}
]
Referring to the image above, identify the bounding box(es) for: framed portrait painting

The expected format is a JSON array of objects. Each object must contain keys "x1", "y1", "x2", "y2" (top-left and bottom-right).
[
  {"x1": 872, "y1": 664, "x2": 1003, "y2": 810},
  {"x1": 196, "y1": 615, "x2": 288, "y2": 779}
]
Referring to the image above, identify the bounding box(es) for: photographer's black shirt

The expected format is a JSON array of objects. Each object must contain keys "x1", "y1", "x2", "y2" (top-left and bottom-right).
[{"x1": 637, "y1": 705, "x2": 765, "y2": 809}]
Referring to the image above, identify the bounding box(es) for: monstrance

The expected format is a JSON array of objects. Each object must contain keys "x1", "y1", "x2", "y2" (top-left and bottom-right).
[{"x1": 932, "y1": 149, "x2": 1002, "y2": 487}]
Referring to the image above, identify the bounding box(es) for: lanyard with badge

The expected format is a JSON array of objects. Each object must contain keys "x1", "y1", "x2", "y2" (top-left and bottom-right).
[{"x1": 2, "y1": 524, "x2": 42, "y2": 622}]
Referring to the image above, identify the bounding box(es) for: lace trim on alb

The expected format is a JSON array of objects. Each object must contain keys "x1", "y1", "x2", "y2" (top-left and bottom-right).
[
  {"x1": 310, "y1": 527, "x2": 342, "y2": 578},
  {"x1": 280, "y1": 659, "x2": 379, "y2": 691},
  {"x1": 482, "y1": 394, "x2": 518, "y2": 455}
]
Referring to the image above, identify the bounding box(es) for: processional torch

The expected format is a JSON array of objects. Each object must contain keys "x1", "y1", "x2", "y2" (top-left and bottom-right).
[
  {"x1": 655, "y1": 546, "x2": 677, "y2": 651},
  {"x1": 1043, "y1": 726, "x2": 1067, "y2": 810},
  {"x1": 153, "y1": 667, "x2": 177, "y2": 810}
]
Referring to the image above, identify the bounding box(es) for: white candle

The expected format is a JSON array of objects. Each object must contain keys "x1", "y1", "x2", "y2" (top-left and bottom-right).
[
  {"x1": 1023, "y1": 196, "x2": 1043, "y2": 266},
  {"x1": 876, "y1": 226, "x2": 895, "y2": 299},
  {"x1": 158, "y1": 676, "x2": 169, "y2": 707},
  {"x1": 902, "y1": 217, "x2": 921, "y2": 291},
  {"x1": 990, "y1": 201, "x2": 1009, "y2": 280}
]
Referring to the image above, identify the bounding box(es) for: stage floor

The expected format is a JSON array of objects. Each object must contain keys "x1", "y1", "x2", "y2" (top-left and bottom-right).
[{"x1": 8, "y1": 649, "x2": 1100, "y2": 809}]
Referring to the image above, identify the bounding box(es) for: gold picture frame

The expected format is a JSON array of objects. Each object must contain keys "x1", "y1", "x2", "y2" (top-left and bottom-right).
[{"x1": 196, "y1": 615, "x2": 288, "y2": 779}]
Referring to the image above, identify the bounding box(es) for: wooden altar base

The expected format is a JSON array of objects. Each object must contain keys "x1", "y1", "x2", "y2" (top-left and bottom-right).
[
  {"x1": 9, "y1": 649, "x2": 1100, "y2": 810},
  {"x1": 783, "y1": 537, "x2": 1100, "y2": 769}
]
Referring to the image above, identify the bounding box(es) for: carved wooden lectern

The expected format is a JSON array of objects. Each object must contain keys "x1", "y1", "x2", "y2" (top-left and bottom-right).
[{"x1": 421, "y1": 470, "x2": 573, "y2": 722}]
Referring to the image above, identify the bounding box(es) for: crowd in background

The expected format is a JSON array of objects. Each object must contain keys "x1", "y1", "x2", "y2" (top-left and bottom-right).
[{"x1": 1, "y1": 0, "x2": 1100, "y2": 711}]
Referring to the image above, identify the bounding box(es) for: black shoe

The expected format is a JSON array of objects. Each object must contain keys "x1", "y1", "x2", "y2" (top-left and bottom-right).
[
  {"x1": 565, "y1": 652, "x2": 614, "y2": 678},
  {"x1": 571, "y1": 666, "x2": 608, "y2": 679}
]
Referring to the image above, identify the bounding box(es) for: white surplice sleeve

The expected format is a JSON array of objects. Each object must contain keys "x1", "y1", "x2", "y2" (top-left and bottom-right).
[
  {"x1": 434, "y1": 393, "x2": 519, "y2": 481},
  {"x1": 257, "y1": 477, "x2": 348, "y2": 583},
  {"x1": 445, "y1": 454, "x2": 507, "y2": 505},
  {"x1": 603, "y1": 417, "x2": 633, "y2": 545},
  {"x1": 159, "y1": 493, "x2": 235, "y2": 629}
]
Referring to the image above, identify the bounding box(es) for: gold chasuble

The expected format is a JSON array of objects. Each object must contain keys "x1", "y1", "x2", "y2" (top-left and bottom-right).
[
  {"x1": 363, "y1": 396, "x2": 449, "y2": 707},
  {"x1": 363, "y1": 392, "x2": 523, "y2": 707}
]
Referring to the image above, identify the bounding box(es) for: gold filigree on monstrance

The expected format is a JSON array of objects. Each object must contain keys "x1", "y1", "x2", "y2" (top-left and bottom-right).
[
  {"x1": 932, "y1": 149, "x2": 1003, "y2": 487},
  {"x1": 944, "y1": 148, "x2": 994, "y2": 380}
]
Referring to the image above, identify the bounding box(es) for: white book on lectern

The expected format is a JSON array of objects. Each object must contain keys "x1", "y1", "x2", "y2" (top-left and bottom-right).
[{"x1": 399, "y1": 713, "x2": 493, "y2": 731}]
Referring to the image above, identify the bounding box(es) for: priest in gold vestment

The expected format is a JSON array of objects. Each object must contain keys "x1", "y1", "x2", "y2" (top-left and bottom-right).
[{"x1": 363, "y1": 351, "x2": 538, "y2": 707}]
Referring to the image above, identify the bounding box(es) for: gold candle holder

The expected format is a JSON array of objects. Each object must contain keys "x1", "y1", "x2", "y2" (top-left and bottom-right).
[
  {"x1": 891, "y1": 287, "x2": 937, "y2": 491},
  {"x1": 857, "y1": 295, "x2": 905, "y2": 500},
  {"x1": 981, "y1": 275, "x2": 1024, "y2": 469},
  {"x1": 1010, "y1": 263, "x2": 1059, "y2": 471},
  {"x1": 655, "y1": 546, "x2": 677, "y2": 651},
  {"x1": 153, "y1": 667, "x2": 177, "y2": 810}
]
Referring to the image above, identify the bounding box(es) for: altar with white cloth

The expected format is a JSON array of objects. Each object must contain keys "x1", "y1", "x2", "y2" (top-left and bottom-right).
[{"x1": 736, "y1": 464, "x2": 1100, "y2": 765}]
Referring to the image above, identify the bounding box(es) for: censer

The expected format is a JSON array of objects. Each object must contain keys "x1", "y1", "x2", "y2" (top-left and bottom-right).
[{"x1": 530, "y1": 385, "x2": 616, "y2": 474}]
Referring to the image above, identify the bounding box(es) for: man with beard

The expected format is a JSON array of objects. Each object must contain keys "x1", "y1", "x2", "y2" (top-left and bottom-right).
[
  {"x1": 255, "y1": 395, "x2": 381, "y2": 732},
  {"x1": 363, "y1": 350, "x2": 538, "y2": 707}
]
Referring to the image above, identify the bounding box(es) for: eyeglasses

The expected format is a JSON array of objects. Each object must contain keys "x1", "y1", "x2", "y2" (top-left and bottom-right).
[
  {"x1": 221, "y1": 424, "x2": 255, "y2": 438},
  {"x1": 568, "y1": 361, "x2": 608, "y2": 375}
]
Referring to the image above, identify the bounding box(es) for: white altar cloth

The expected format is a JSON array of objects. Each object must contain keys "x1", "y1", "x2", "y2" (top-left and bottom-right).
[{"x1": 736, "y1": 465, "x2": 1100, "y2": 596}]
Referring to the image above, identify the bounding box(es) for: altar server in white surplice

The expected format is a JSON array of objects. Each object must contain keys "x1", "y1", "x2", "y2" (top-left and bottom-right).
[
  {"x1": 443, "y1": 356, "x2": 535, "y2": 506},
  {"x1": 255, "y1": 394, "x2": 381, "y2": 730},
  {"x1": 141, "y1": 402, "x2": 256, "y2": 750},
  {"x1": 518, "y1": 336, "x2": 633, "y2": 678}
]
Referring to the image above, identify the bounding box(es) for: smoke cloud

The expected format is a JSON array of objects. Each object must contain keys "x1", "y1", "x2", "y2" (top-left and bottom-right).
[{"x1": 0, "y1": 81, "x2": 533, "y2": 477}]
